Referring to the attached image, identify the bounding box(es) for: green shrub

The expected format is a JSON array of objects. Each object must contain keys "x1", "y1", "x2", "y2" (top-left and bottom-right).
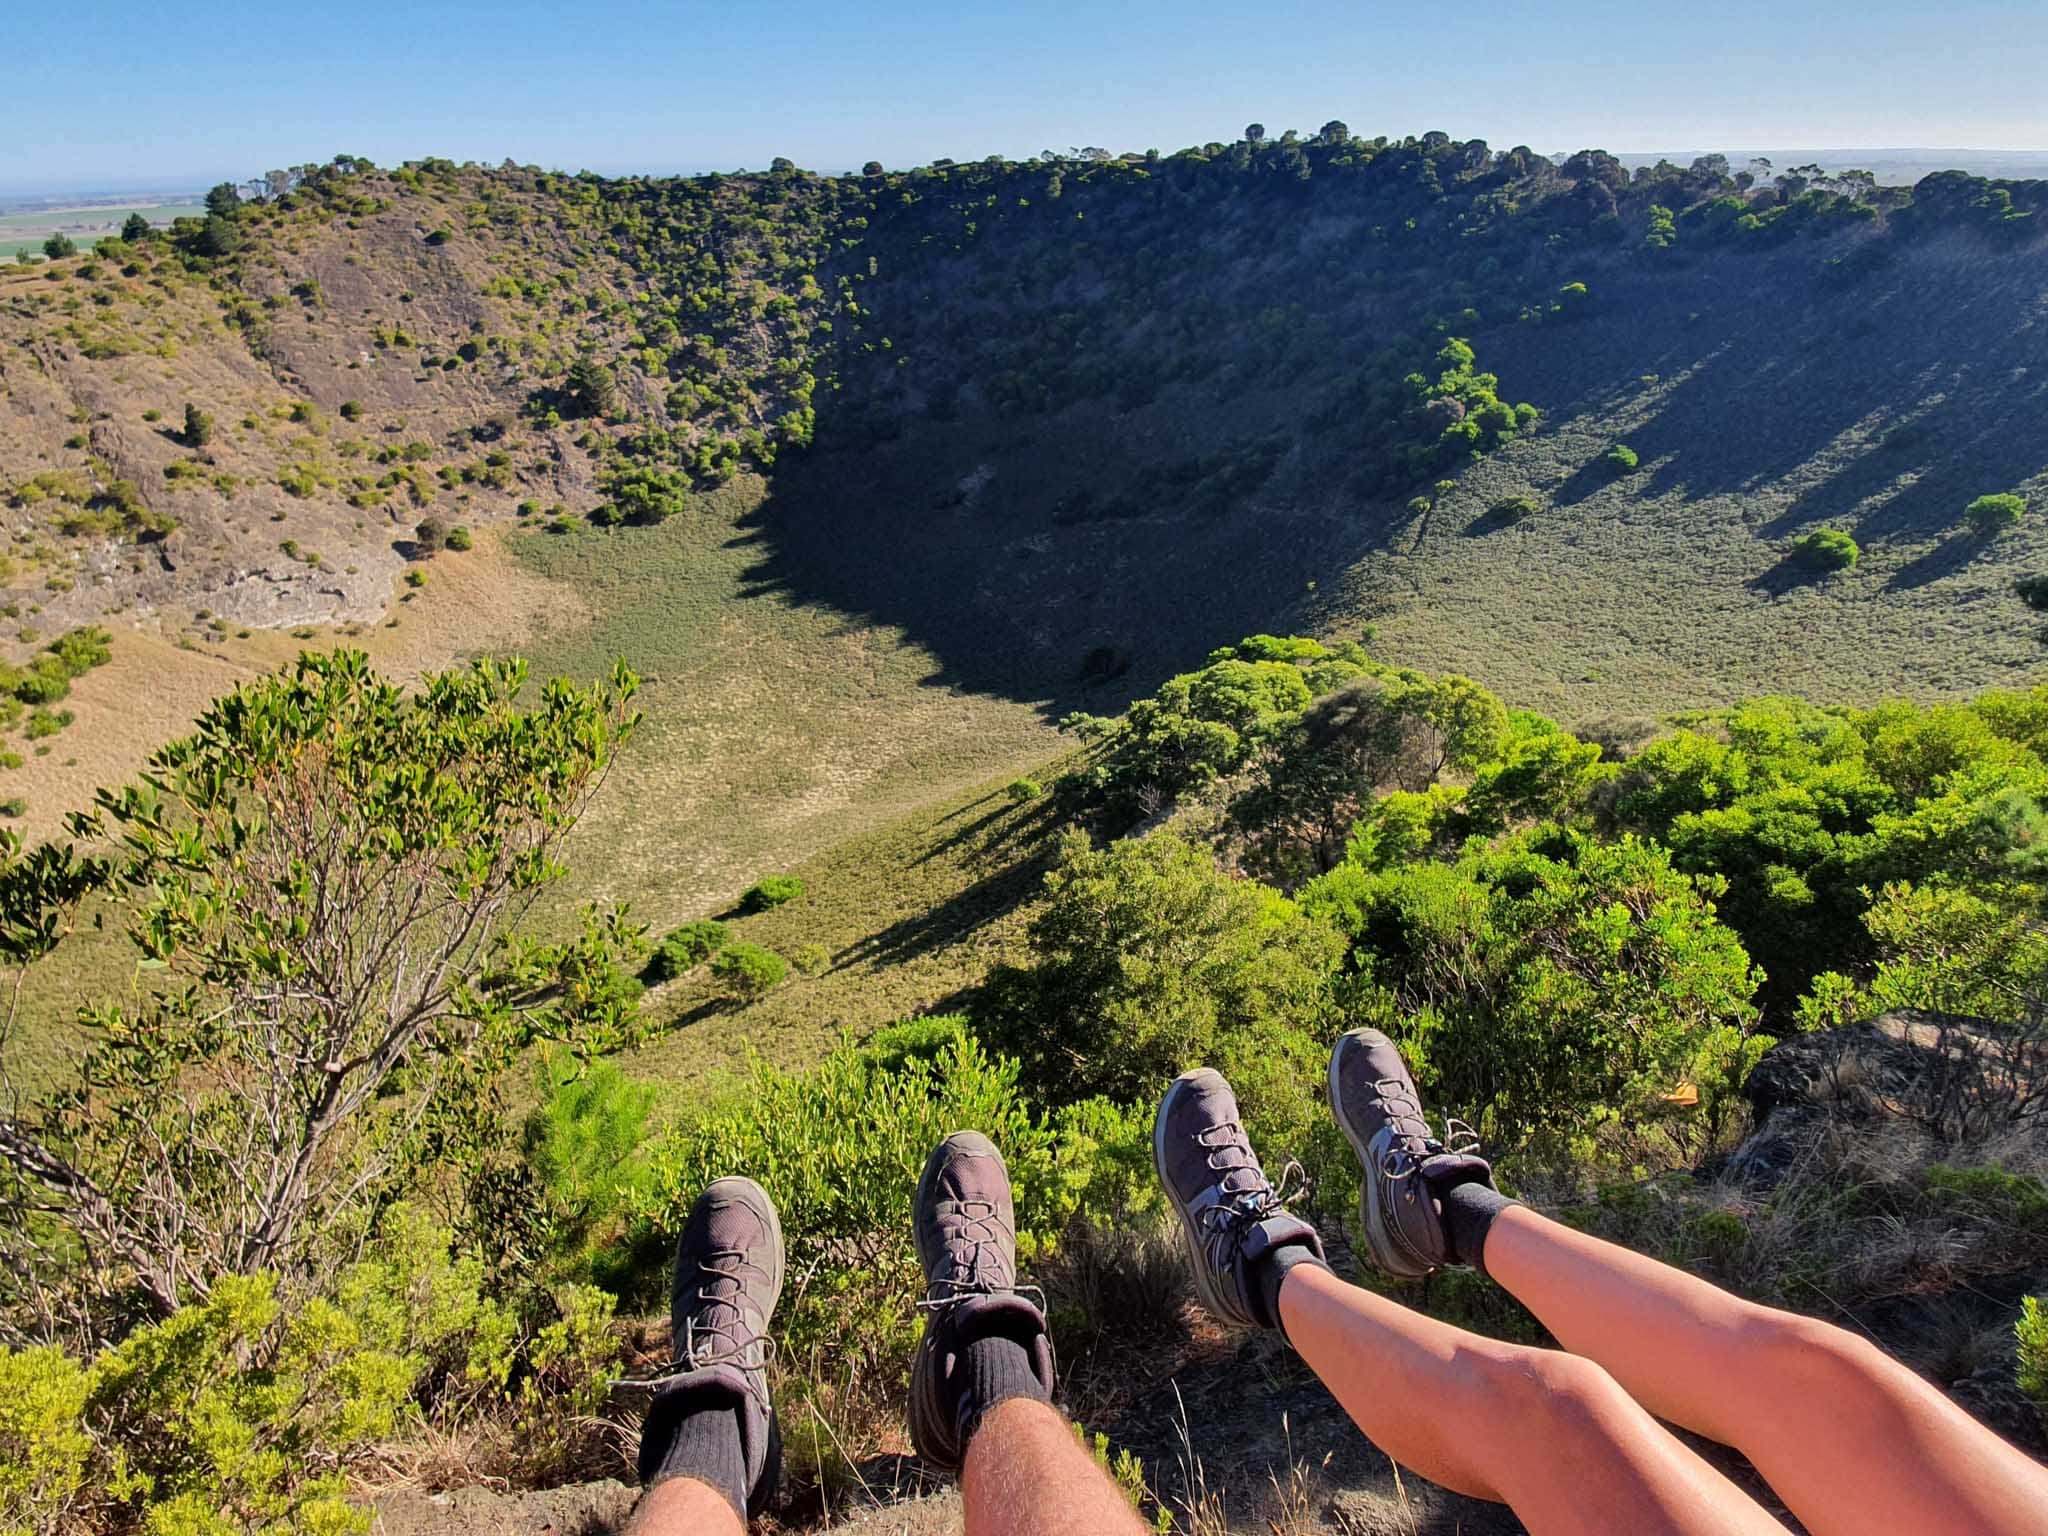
[
  {"x1": 1965, "y1": 492, "x2": 2026, "y2": 536},
  {"x1": 0, "y1": 1344, "x2": 94, "y2": 1534},
  {"x1": 740, "y1": 874, "x2": 805, "y2": 912},
  {"x1": 644, "y1": 919, "x2": 729, "y2": 981},
  {"x1": 792, "y1": 942, "x2": 832, "y2": 976},
  {"x1": 1791, "y1": 528, "x2": 1859, "y2": 571},
  {"x1": 2020, "y1": 1295, "x2": 2048, "y2": 1419},
  {"x1": 405, "y1": 568, "x2": 426, "y2": 589},
  {"x1": 1603, "y1": 444, "x2": 1639, "y2": 472},
  {"x1": 710, "y1": 941, "x2": 788, "y2": 997},
  {"x1": 183, "y1": 402, "x2": 214, "y2": 447},
  {"x1": 0, "y1": 798, "x2": 23, "y2": 819},
  {"x1": 631, "y1": 1028, "x2": 1056, "y2": 1378},
  {"x1": 521, "y1": 1054, "x2": 655, "y2": 1279},
  {"x1": 446, "y1": 525, "x2": 474, "y2": 551},
  {"x1": 339, "y1": 400, "x2": 364, "y2": 421},
  {"x1": 1005, "y1": 777, "x2": 1043, "y2": 802},
  {"x1": 2017, "y1": 574, "x2": 2048, "y2": 610}
]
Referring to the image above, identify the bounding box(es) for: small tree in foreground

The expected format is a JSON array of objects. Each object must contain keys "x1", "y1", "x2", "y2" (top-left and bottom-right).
[
  {"x1": 42, "y1": 234, "x2": 75, "y2": 260},
  {"x1": 0, "y1": 650, "x2": 644, "y2": 1342},
  {"x1": 1966, "y1": 493, "x2": 2027, "y2": 536}
]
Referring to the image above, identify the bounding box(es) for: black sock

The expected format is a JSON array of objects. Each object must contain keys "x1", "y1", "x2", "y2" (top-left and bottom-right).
[
  {"x1": 1255, "y1": 1242, "x2": 1330, "y2": 1337},
  {"x1": 955, "y1": 1332, "x2": 1052, "y2": 1446},
  {"x1": 642, "y1": 1395, "x2": 748, "y2": 1521},
  {"x1": 1437, "y1": 1179, "x2": 1515, "y2": 1276}
]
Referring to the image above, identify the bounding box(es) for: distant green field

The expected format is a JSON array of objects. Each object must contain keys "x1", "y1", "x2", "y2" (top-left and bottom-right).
[{"x1": 0, "y1": 202, "x2": 203, "y2": 259}]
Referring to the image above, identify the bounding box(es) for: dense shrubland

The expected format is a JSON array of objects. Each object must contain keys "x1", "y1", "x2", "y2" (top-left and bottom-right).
[{"x1": 1, "y1": 636, "x2": 2047, "y2": 1526}]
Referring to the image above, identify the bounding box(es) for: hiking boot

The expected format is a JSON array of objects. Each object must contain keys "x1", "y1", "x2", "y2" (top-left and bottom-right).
[
  {"x1": 638, "y1": 1176, "x2": 784, "y2": 1514},
  {"x1": 1328, "y1": 1027, "x2": 1495, "y2": 1279},
  {"x1": 907, "y1": 1131, "x2": 1056, "y2": 1470},
  {"x1": 1153, "y1": 1067, "x2": 1326, "y2": 1330}
]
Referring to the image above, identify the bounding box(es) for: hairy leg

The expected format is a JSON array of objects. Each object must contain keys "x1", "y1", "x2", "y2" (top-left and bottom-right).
[
  {"x1": 1278, "y1": 1263, "x2": 1783, "y2": 1536},
  {"x1": 625, "y1": 1476, "x2": 745, "y2": 1536},
  {"x1": 1486, "y1": 1203, "x2": 2048, "y2": 1536},
  {"x1": 961, "y1": 1396, "x2": 1150, "y2": 1536}
]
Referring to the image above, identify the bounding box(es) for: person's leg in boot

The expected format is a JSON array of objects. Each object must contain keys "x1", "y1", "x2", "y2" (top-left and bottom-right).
[
  {"x1": 907, "y1": 1132, "x2": 1148, "y2": 1536},
  {"x1": 1156, "y1": 1066, "x2": 1784, "y2": 1536},
  {"x1": 1328, "y1": 1026, "x2": 2048, "y2": 1536},
  {"x1": 627, "y1": 1177, "x2": 785, "y2": 1535}
]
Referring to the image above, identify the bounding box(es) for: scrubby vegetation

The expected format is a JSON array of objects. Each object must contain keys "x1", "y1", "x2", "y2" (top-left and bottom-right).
[
  {"x1": 4, "y1": 122, "x2": 2048, "y2": 1527},
  {"x1": 4, "y1": 628, "x2": 2048, "y2": 1526}
]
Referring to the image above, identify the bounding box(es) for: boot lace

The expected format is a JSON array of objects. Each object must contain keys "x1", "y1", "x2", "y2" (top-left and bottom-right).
[
  {"x1": 1373, "y1": 1076, "x2": 1483, "y2": 1180},
  {"x1": 916, "y1": 1198, "x2": 1045, "y2": 1314},
  {"x1": 1193, "y1": 1118, "x2": 1310, "y2": 1268},
  {"x1": 618, "y1": 1245, "x2": 774, "y2": 1405}
]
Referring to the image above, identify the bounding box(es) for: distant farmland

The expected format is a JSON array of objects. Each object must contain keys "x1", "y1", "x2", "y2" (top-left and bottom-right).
[{"x1": 0, "y1": 202, "x2": 204, "y2": 259}]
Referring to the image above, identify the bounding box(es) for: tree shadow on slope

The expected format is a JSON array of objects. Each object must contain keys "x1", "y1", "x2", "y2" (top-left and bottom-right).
[{"x1": 1495, "y1": 236, "x2": 2048, "y2": 555}]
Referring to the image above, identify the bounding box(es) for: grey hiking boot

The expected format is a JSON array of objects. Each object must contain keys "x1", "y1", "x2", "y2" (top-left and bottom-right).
[
  {"x1": 907, "y1": 1131, "x2": 1055, "y2": 1470},
  {"x1": 638, "y1": 1176, "x2": 784, "y2": 1514},
  {"x1": 1153, "y1": 1068, "x2": 1326, "y2": 1330},
  {"x1": 1328, "y1": 1027, "x2": 1495, "y2": 1278}
]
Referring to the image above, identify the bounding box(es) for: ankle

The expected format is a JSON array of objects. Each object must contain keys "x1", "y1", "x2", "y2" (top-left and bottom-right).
[
  {"x1": 1252, "y1": 1241, "x2": 1330, "y2": 1336},
  {"x1": 639, "y1": 1385, "x2": 748, "y2": 1520},
  {"x1": 953, "y1": 1329, "x2": 1054, "y2": 1447},
  {"x1": 1433, "y1": 1177, "x2": 1516, "y2": 1276}
]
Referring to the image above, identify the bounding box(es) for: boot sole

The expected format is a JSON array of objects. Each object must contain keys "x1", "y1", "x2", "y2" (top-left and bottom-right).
[{"x1": 1152, "y1": 1070, "x2": 1252, "y2": 1327}]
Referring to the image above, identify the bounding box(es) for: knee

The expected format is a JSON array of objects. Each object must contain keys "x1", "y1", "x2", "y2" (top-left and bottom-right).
[
  {"x1": 1731, "y1": 1305, "x2": 1884, "y2": 1392},
  {"x1": 1494, "y1": 1347, "x2": 1631, "y2": 1429}
]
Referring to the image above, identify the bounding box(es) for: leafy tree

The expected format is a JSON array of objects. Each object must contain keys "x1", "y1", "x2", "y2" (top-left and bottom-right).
[
  {"x1": 119, "y1": 212, "x2": 152, "y2": 242},
  {"x1": 977, "y1": 831, "x2": 1343, "y2": 1115},
  {"x1": 413, "y1": 515, "x2": 447, "y2": 552},
  {"x1": 1603, "y1": 443, "x2": 1639, "y2": 471},
  {"x1": 182, "y1": 402, "x2": 214, "y2": 448},
  {"x1": 1318, "y1": 120, "x2": 1350, "y2": 146},
  {"x1": 1302, "y1": 829, "x2": 1766, "y2": 1161},
  {"x1": 40, "y1": 235, "x2": 74, "y2": 260},
  {"x1": 862, "y1": 160, "x2": 885, "y2": 178},
  {"x1": 0, "y1": 652, "x2": 644, "y2": 1334},
  {"x1": 1244, "y1": 123, "x2": 1266, "y2": 145},
  {"x1": 204, "y1": 182, "x2": 242, "y2": 219},
  {"x1": 1965, "y1": 492, "x2": 2026, "y2": 536},
  {"x1": 445, "y1": 525, "x2": 474, "y2": 551}
]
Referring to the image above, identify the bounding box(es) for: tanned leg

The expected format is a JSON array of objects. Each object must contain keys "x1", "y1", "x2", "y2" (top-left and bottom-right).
[
  {"x1": 1278, "y1": 1263, "x2": 1784, "y2": 1536},
  {"x1": 1155, "y1": 1066, "x2": 1782, "y2": 1536},
  {"x1": 1485, "y1": 1204, "x2": 2048, "y2": 1536},
  {"x1": 960, "y1": 1396, "x2": 1149, "y2": 1536},
  {"x1": 626, "y1": 1476, "x2": 745, "y2": 1536}
]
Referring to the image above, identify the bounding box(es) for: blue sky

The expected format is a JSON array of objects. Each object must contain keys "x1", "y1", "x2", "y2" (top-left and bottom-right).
[{"x1": 12, "y1": 0, "x2": 2046, "y2": 192}]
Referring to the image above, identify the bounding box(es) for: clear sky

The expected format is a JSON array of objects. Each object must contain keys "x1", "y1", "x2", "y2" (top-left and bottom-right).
[{"x1": 11, "y1": 0, "x2": 2046, "y2": 192}]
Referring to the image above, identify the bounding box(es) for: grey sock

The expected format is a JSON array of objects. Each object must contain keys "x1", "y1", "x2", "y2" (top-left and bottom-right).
[
  {"x1": 955, "y1": 1332, "x2": 1052, "y2": 1446},
  {"x1": 1255, "y1": 1242, "x2": 1330, "y2": 1336},
  {"x1": 1437, "y1": 1179, "x2": 1515, "y2": 1276},
  {"x1": 641, "y1": 1391, "x2": 747, "y2": 1520}
]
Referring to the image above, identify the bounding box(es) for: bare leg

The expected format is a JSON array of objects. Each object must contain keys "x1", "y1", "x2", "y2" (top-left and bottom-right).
[
  {"x1": 961, "y1": 1396, "x2": 1150, "y2": 1536},
  {"x1": 625, "y1": 1477, "x2": 745, "y2": 1536},
  {"x1": 1278, "y1": 1263, "x2": 1783, "y2": 1536},
  {"x1": 1484, "y1": 1205, "x2": 2048, "y2": 1536}
]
